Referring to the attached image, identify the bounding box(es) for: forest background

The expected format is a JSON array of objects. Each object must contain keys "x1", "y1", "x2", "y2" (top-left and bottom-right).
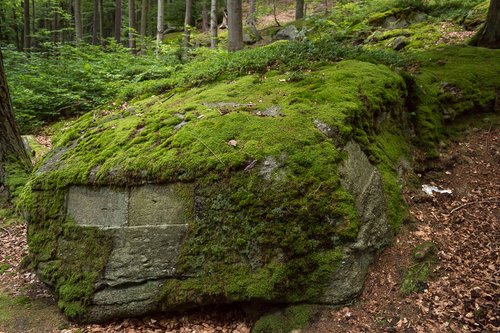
[{"x1": 0, "y1": 0, "x2": 493, "y2": 134}]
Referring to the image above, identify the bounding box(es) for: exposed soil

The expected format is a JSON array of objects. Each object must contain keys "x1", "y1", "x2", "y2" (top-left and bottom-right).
[{"x1": 1, "y1": 126, "x2": 498, "y2": 333}]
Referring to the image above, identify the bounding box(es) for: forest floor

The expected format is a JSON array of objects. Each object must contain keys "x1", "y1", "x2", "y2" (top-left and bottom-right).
[{"x1": 1, "y1": 123, "x2": 498, "y2": 333}]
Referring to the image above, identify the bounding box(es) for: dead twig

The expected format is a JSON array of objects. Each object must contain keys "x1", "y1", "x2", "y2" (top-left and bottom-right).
[
  {"x1": 449, "y1": 199, "x2": 500, "y2": 214},
  {"x1": 194, "y1": 137, "x2": 226, "y2": 166},
  {"x1": 468, "y1": 276, "x2": 500, "y2": 288},
  {"x1": 0, "y1": 226, "x2": 11, "y2": 237}
]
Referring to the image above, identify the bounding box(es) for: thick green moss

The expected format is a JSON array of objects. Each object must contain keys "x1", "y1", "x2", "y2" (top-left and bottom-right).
[
  {"x1": 32, "y1": 60, "x2": 406, "y2": 190},
  {"x1": 412, "y1": 46, "x2": 500, "y2": 156},
  {"x1": 31, "y1": 60, "x2": 413, "y2": 313},
  {"x1": 252, "y1": 304, "x2": 315, "y2": 333},
  {"x1": 400, "y1": 242, "x2": 436, "y2": 295},
  {"x1": 3, "y1": 156, "x2": 30, "y2": 204}
]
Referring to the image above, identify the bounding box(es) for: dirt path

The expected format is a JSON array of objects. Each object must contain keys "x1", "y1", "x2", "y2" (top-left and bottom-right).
[
  {"x1": 309, "y1": 126, "x2": 499, "y2": 333},
  {"x1": 1, "y1": 126, "x2": 498, "y2": 333}
]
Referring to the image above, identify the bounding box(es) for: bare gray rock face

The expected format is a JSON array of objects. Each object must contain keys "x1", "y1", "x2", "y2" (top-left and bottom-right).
[
  {"x1": 320, "y1": 142, "x2": 392, "y2": 304},
  {"x1": 65, "y1": 184, "x2": 191, "y2": 320}
]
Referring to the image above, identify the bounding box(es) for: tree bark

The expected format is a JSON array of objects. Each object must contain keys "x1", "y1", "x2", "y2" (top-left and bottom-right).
[
  {"x1": 129, "y1": 0, "x2": 137, "y2": 53},
  {"x1": 210, "y1": 0, "x2": 217, "y2": 48},
  {"x1": 295, "y1": 0, "x2": 304, "y2": 20},
  {"x1": 473, "y1": 0, "x2": 500, "y2": 49},
  {"x1": 53, "y1": 7, "x2": 59, "y2": 44},
  {"x1": 272, "y1": 0, "x2": 280, "y2": 27},
  {"x1": 31, "y1": 0, "x2": 35, "y2": 43},
  {"x1": 246, "y1": 0, "x2": 261, "y2": 41},
  {"x1": 13, "y1": 6, "x2": 21, "y2": 51},
  {"x1": 156, "y1": 0, "x2": 164, "y2": 49},
  {"x1": 0, "y1": 49, "x2": 31, "y2": 203},
  {"x1": 115, "y1": 0, "x2": 122, "y2": 43},
  {"x1": 140, "y1": 0, "x2": 148, "y2": 51},
  {"x1": 227, "y1": 0, "x2": 243, "y2": 51},
  {"x1": 92, "y1": 0, "x2": 101, "y2": 44},
  {"x1": 183, "y1": 0, "x2": 194, "y2": 48},
  {"x1": 74, "y1": 0, "x2": 83, "y2": 42},
  {"x1": 202, "y1": 0, "x2": 209, "y2": 33},
  {"x1": 23, "y1": 0, "x2": 30, "y2": 50},
  {"x1": 99, "y1": 0, "x2": 104, "y2": 43}
]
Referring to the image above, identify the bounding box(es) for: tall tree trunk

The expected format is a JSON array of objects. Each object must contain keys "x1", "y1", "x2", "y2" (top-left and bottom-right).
[
  {"x1": 246, "y1": 0, "x2": 261, "y2": 42},
  {"x1": 129, "y1": 0, "x2": 137, "y2": 53},
  {"x1": 227, "y1": 0, "x2": 242, "y2": 51},
  {"x1": 472, "y1": 0, "x2": 500, "y2": 49},
  {"x1": 140, "y1": 0, "x2": 148, "y2": 51},
  {"x1": 23, "y1": 0, "x2": 30, "y2": 51},
  {"x1": 210, "y1": 0, "x2": 217, "y2": 48},
  {"x1": 74, "y1": 0, "x2": 83, "y2": 42},
  {"x1": 0, "y1": 10, "x2": 6, "y2": 42},
  {"x1": 115, "y1": 0, "x2": 122, "y2": 43},
  {"x1": 202, "y1": 0, "x2": 209, "y2": 33},
  {"x1": 183, "y1": 0, "x2": 193, "y2": 48},
  {"x1": 99, "y1": 0, "x2": 104, "y2": 43},
  {"x1": 295, "y1": 0, "x2": 304, "y2": 20},
  {"x1": 92, "y1": 0, "x2": 100, "y2": 44},
  {"x1": 53, "y1": 7, "x2": 59, "y2": 44},
  {"x1": 156, "y1": 0, "x2": 164, "y2": 49},
  {"x1": 31, "y1": 0, "x2": 35, "y2": 45},
  {"x1": 0, "y1": 49, "x2": 31, "y2": 204},
  {"x1": 13, "y1": 7, "x2": 21, "y2": 51}
]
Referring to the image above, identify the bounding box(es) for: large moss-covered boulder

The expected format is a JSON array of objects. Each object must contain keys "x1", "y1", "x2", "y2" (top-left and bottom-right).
[{"x1": 26, "y1": 59, "x2": 413, "y2": 322}]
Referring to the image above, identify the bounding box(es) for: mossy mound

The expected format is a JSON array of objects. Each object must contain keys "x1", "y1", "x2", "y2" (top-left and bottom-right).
[
  {"x1": 27, "y1": 59, "x2": 410, "y2": 321},
  {"x1": 32, "y1": 60, "x2": 407, "y2": 191},
  {"x1": 411, "y1": 46, "x2": 500, "y2": 156},
  {"x1": 25, "y1": 46, "x2": 499, "y2": 321}
]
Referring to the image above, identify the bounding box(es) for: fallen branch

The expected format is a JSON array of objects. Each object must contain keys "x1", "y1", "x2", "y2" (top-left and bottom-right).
[
  {"x1": 0, "y1": 226, "x2": 11, "y2": 237},
  {"x1": 449, "y1": 199, "x2": 500, "y2": 214},
  {"x1": 468, "y1": 276, "x2": 500, "y2": 288}
]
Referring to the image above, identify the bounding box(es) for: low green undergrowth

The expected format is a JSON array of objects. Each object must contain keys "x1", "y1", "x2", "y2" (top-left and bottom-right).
[
  {"x1": 3, "y1": 44, "x2": 178, "y2": 133},
  {"x1": 252, "y1": 305, "x2": 316, "y2": 333},
  {"x1": 400, "y1": 241, "x2": 436, "y2": 294}
]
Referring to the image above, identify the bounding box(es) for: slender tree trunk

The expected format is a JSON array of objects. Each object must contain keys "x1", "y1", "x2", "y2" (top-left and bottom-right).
[
  {"x1": 0, "y1": 11, "x2": 6, "y2": 42},
  {"x1": 74, "y1": 0, "x2": 83, "y2": 42},
  {"x1": 99, "y1": 0, "x2": 104, "y2": 43},
  {"x1": 92, "y1": 0, "x2": 99, "y2": 44},
  {"x1": 140, "y1": 0, "x2": 148, "y2": 51},
  {"x1": 156, "y1": 0, "x2": 164, "y2": 49},
  {"x1": 246, "y1": 0, "x2": 261, "y2": 41},
  {"x1": 183, "y1": 0, "x2": 193, "y2": 48},
  {"x1": 115, "y1": 0, "x2": 122, "y2": 43},
  {"x1": 295, "y1": 0, "x2": 304, "y2": 20},
  {"x1": 210, "y1": 0, "x2": 217, "y2": 48},
  {"x1": 272, "y1": 0, "x2": 280, "y2": 27},
  {"x1": 53, "y1": 8, "x2": 59, "y2": 43},
  {"x1": 31, "y1": 0, "x2": 35, "y2": 44},
  {"x1": 0, "y1": 49, "x2": 31, "y2": 203},
  {"x1": 129, "y1": 0, "x2": 137, "y2": 53},
  {"x1": 23, "y1": 0, "x2": 30, "y2": 51},
  {"x1": 202, "y1": 0, "x2": 209, "y2": 33},
  {"x1": 227, "y1": 0, "x2": 242, "y2": 51},
  {"x1": 472, "y1": 0, "x2": 500, "y2": 49},
  {"x1": 13, "y1": 7, "x2": 21, "y2": 51}
]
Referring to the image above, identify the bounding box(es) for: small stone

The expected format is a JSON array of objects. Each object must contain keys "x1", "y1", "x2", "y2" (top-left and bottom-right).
[{"x1": 391, "y1": 36, "x2": 408, "y2": 51}]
